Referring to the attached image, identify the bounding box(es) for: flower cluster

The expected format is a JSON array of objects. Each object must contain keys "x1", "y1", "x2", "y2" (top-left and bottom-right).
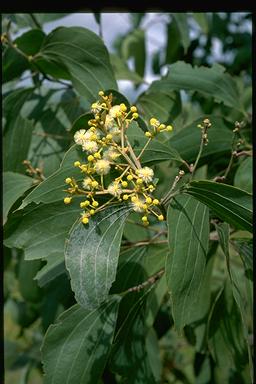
[{"x1": 63, "y1": 91, "x2": 173, "y2": 226}]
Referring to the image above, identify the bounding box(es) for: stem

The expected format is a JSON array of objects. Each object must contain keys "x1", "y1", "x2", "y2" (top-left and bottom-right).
[
  {"x1": 137, "y1": 138, "x2": 151, "y2": 160},
  {"x1": 121, "y1": 240, "x2": 167, "y2": 249},
  {"x1": 115, "y1": 146, "x2": 137, "y2": 171},
  {"x1": 122, "y1": 268, "x2": 165, "y2": 294},
  {"x1": 29, "y1": 14, "x2": 42, "y2": 29},
  {"x1": 125, "y1": 136, "x2": 142, "y2": 168},
  {"x1": 190, "y1": 132, "x2": 205, "y2": 180},
  {"x1": 161, "y1": 190, "x2": 180, "y2": 207}
]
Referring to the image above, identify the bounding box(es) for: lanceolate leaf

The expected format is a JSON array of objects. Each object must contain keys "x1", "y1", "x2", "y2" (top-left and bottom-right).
[
  {"x1": 208, "y1": 282, "x2": 249, "y2": 374},
  {"x1": 34, "y1": 253, "x2": 66, "y2": 288},
  {"x1": 150, "y1": 61, "x2": 243, "y2": 111},
  {"x1": 35, "y1": 27, "x2": 117, "y2": 101},
  {"x1": 110, "y1": 289, "x2": 156, "y2": 383},
  {"x1": 4, "y1": 200, "x2": 82, "y2": 260},
  {"x1": 166, "y1": 194, "x2": 209, "y2": 332},
  {"x1": 65, "y1": 205, "x2": 132, "y2": 310},
  {"x1": 3, "y1": 172, "x2": 34, "y2": 224},
  {"x1": 234, "y1": 157, "x2": 252, "y2": 193},
  {"x1": 41, "y1": 296, "x2": 121, "y2": 384},
  {"x1": 184, "y1": 181, "x2": 252, "y2": 232},
  {"x1": 231, "y1": 238, "x2": 253, "y2": 272},
  {"x1": 3, "y1": 115, "x2": 34, "y2": 174}
]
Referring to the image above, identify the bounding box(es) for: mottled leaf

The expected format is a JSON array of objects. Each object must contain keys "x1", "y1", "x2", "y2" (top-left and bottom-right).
[{"x1": 65, "y1": 205, "x2": 131, "y2": 310}]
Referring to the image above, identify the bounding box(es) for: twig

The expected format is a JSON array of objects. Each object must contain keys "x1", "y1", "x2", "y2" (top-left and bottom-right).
[{"x1": 126, "y1": 268, "x2": 165, "y2": 293}]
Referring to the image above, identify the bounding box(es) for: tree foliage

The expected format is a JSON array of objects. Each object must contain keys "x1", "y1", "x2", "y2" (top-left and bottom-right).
[{"x1": 2, "y1": 12, "x2": 252, "y2": 384}]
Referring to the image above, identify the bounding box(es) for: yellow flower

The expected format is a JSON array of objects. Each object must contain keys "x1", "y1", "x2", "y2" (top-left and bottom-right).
[
  {"x1": 132, "y1": 196, "x2": 145, "y2": 212},
  {"x1": 91, "y1": 102, "x2": 102, "y2": 114},
  {"x1": 149, "y1": 117, "x2": 160, "y2": 127},
  {"x1": 137, "y1": 167, "x2": 154, "y2": 183},
  {"x1": 64, "y1": 197, "x2": 72, "y2": 204},
  {"x1": 107, "y1": 182, "x2": 122, "y2": 197},
  {"x1": 94, "y1": 159, "x2": 111, "y2": 175},
  {"x1": 74, "y1": 129, "x2": 87, "y2": 145},
  {"x1": 82, "y1": 140, "x2": 99, "y2": 154},
  {"x1": 103, "y1": 147, "x2": 121, "y2": 161},
  {"x1": 109, "y1": 105, "x2": 122, "y2": 118},
  {"x1": 82, "y1": 177, "x2": 92, "y2": 190}
]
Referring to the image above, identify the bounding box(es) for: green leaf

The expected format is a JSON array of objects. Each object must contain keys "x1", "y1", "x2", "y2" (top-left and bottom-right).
[
  {"x1": 231, "y1": 238, "x2": 253, "y2": 272},
  {"x1": 127, "y1": 122, "x2": 184, "y2": 165},
  {"x1": 110, "y1": 289, "x2": 156, "y2": 382},
  {"x1": 184, "y1": 180, "x2": 252, "y2": 232},
  {"x1": 20, "y1": 145, "x2": 81, "y2": 208},
  {"x1": 151, "y1": 61, "x2": 242, "y2": 111},
  {"x1": 168, "y1": 116, "x2": 233, "y2": 163},
  {"x1": 65, "y1": 205, "x2": 131, "y2": 310},
  {"x1": 110, "y1": 54, "x2": 143, "y2": 84},
  {"x1": 35, "y1": 27, "x2": 117, "y2": 101},
  {"x1": 207, "y1": 281, "x2": 249, "y2": 376},
  {"x1": 165, "y1": 20, "x2": 183, "y2": 64},
  {"x1": 41, "y1": 296, "x2": 121, "y2": 384},
  {"x1": 3, "y1": 172, "x2": 34, "y2": 225},
  {"x1": 18, "y1": 258, "x2": 42, "y2": 302},
  {"x1": 210, "y1": 223, "x2": 253, "y2": 378},
  {"x1": 4, "y1": 200, "x2": 82, "y2": 261},
  {"x1": 34, "y1": 253, "x2": 66, "y2": 287},
  {"x1": 137, "y1": 90, "x2": 181, "y2": 123},
  {"x1": 121, "y1": 28, "x2": 146, "y2": 78},
  {"x1": 234, "y1": 157, "x2": 252, "y2": 193},
  {"x1": 2, "y1": 29, "x2": 46, "y2": 83},
  {"x1": 166, "y1": 194, "x2": 209, "y2": 331},
  {"x1": 192, "y1": 13, "x2": 209, "y2": 34},
  {"x1": 172, "y1": 13, "x2": 190, "y2": 53},
  {"x1": 3, "y1": 115, "x2": 34, "y2": 173},
  {"x1": 3, "y1": 87, "x2": 35, "y2": 121}
]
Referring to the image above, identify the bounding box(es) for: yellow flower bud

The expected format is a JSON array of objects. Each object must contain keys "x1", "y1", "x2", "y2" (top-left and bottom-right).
[
  {"x1": 98, "y1": 90, "x2": 104, "y2": 96},
  {"x1": 91, "y1": 180, "x2": 99, "y2": 188},
  {"x1": 84, "y1": 200, "x2": 90, "y2": 207},
  {"x1": 106, "y1": 134, "x2": 113, "y2": 140},
  {"x1": 136, "y1": 178, "x2": 143, "y2": 185},
  {"x1": 130, "y1": 106, "x2": 137, "y2": 112},
  {"x1": 82, "y1": 217, "x2": 89, "y2": 224},
  {"x1": 127, "y1": 174, "x2": 133, "y2": 181},
  {"x1": 64, "y1": 197, "x2": 72, "y2": 204},
  {"x1": 65, "y1": 178, "x2": 72, "y2": 184},
  {"x1": 142, "y1": 216, "x2": 148, "y2": 222},
  {"x1": 145, "y1": 132, "x2": 152, "y2": 138},
  {"x1": 131, "y1": 196, "x2": 137, "y2": 202},
  {"x1": 120, "y1": 103, "x2": 127, "y2": 112},
  {"x1": 166, "y1": 125, "x2": 173, "y2": 132},
  {"x1": 158, "y1": 214, "x2": 164, "y2": 221},
  {"x1": 87, "y1": 155, "x2": 94, "y2": 162},
  {"x1": 92, "y1": 201, "x2": 99, "y2": 207},
  {"x1": 142, "y1": 204, "x2": 148, "y2": 210},
  {"x1": 121, "y1": 181, "x2": 128, "y2": 188},
  {"x1": 132, "y1": 112, "x2": 139, "y2": 119},
  {"x1": 153, "y1": 199, "x2": 159, "y2": 205},
  {"x1": 90, "y1": 209, "x2": 95, "y2": 215},
  {"x1": 123, "y1": 194, "x2": 129, "y2": 200},
  {"x1": 74, "y1": 161, "x2": 81, "y2": 167},
  {"x1": 146, "y1": 197, "x2": 152, "y2": 204},
  {"x1": 94, "y1": 152, "x2": 101, "y2": 159},
  {"x1": 80, "y1": 201, "x2": 86, "y2": 208}
]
